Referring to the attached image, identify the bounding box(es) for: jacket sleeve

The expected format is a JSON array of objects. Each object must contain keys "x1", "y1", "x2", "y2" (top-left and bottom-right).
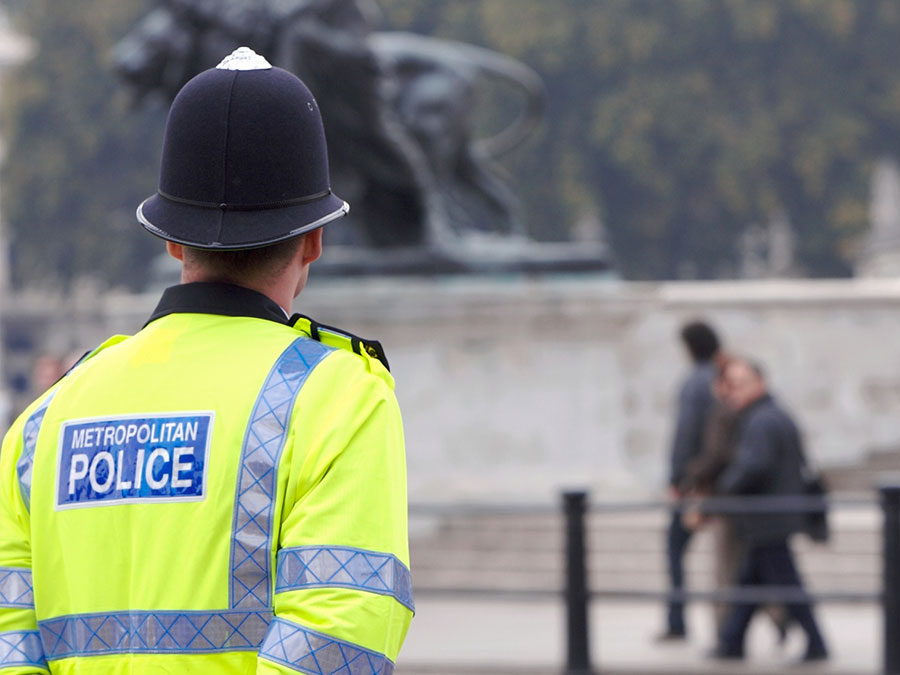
[
  {"x1": 257, "y1": 353, "x2": 412, "y2": 674},
  {"x1": 681, "y1": 405, "x2": 738, "y2": 493},
  {"x1": 669, "y1": 371, "x2": 712, "y2": 488},
  {"x1": 0, "y1": 401, "x2": 51, "y2": 675},
  {"x1": 716, "y1": 412, "x2": 776, "y2": 495}
]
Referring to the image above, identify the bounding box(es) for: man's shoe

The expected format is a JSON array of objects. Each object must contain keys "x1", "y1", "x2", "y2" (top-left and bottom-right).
[
  {"x1": 775, "y1": 616, "x2": 792, "y2": 646},
  {"x1": 801, "y1": 644, "x2": 829, "y2": 662},
  {"x1": 654, "y1": 630, "x2": 687, "y2": 643},
  {"x1": 706, "y1": 645, "x2": 743, "y2": 660}
]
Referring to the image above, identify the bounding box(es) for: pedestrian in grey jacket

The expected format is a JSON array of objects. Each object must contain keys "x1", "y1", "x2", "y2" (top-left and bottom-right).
[{"x1": 658, "y1": 320, "x2": 720, "y2": 641}]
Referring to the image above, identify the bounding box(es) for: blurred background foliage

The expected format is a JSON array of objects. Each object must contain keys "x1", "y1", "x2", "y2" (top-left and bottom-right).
[
  {"x1": 0, "y1": 0, "x2": 164, "y2": 290},
  {"x1": 3, "y1": 0, "x2": 900, "y2": 288}
]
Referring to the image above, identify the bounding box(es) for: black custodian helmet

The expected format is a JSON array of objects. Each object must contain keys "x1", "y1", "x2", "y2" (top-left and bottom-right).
[{"x1": 137, "y1": 47, "x2": 348, "y2": 249}]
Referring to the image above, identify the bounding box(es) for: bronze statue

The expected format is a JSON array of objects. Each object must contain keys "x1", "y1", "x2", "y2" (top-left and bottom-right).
[{"x1": 114, "y1": 0, "x2": 544, "y2": 261}]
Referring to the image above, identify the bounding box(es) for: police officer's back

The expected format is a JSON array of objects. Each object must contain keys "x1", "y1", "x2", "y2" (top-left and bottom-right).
[{"x1": 0, "y1": 48, "x2": 412, "y2": 674}]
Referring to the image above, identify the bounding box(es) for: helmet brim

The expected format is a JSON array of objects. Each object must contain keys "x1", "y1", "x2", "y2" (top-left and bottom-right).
[{"x1": 137, "y1": 191, "x2": 349, "y2": 250}]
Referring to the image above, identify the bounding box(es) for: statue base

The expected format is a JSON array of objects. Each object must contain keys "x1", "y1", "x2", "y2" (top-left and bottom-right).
[{"x1": 315, "y1": 240, "x2": 611, "y2": 276}]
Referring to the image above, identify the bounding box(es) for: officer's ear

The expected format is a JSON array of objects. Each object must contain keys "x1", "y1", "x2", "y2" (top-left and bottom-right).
[
  {"x1": 299, "y1": 228, "x2": 323, "y2": 267},
  {"x1": 166, "y1": 242, "x2": 185, "y2": 262}
]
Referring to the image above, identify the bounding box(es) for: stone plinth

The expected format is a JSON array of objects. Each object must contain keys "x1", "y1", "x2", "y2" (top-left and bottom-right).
[{"x1": 6, "y1": 276, "x2": 900, "y2": 502}]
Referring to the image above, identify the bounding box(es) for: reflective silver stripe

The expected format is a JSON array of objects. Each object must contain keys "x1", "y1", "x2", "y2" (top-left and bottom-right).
[
  {"x1": 0, "y1": 630, "x2": 45, "y2": 669},
  {"x1": 259, "y1": 618, "x2": 393, "y2": 674},
  {"x1": 39, "y1": 609, "x2": 272, "y2": 660},
  {"x1": 137, "y1": 201, "x2": 349, "y2": 248},
  {"x1": 276, "y1": 547, "x2": 414, "y2": 612},
  {"x1": 230, "y1": 339, "x2": 333, "y2": 608},
  {"x1": 16, "y1": 393, "x2": 56, "y2": 511},
  {"x1": 0, "y1": 568, "x2": 33, "y2": 609}
]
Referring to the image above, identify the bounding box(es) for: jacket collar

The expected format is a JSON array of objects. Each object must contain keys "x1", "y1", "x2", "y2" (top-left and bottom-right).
[
  {"x1": 145, "y1": 282, "x2": 290, "y2": 327},
  {"x1": 740, "y1": 393, "x2": 773, "y2": 417}
]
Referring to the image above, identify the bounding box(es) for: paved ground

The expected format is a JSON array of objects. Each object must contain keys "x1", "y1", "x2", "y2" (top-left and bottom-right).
[{"x1": 395, "y1": 597, "x2": 880, "y2": 675}]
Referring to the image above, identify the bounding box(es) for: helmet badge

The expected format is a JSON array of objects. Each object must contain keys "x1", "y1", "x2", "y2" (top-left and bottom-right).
[{"x1": 216, "y1": 47, "x2": 272, "y2": 71}]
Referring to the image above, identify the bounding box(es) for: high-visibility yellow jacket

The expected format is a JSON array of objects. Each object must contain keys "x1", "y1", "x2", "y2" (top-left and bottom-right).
[{"x1": 0, "y1": 282, "x2": 413, "y2": 674}]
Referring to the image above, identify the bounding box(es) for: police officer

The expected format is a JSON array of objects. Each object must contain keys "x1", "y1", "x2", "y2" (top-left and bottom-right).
[{"x1": 0, "y1": 47, "x2": 412, "y2": 673}]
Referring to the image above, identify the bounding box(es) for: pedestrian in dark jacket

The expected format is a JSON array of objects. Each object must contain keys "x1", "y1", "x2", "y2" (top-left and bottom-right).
[
  {"x1": 710, "y1": 359, "x2": 828, "y2": 662},
  {"x1": 658, "y1": 320, "x2": 720, "y2": 641},
  {"x1": 681, "y1": 355, "x2": 788, "y2": 639}
]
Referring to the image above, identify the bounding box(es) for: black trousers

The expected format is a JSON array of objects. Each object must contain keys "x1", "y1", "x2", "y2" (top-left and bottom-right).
[
  {"x1": 665, "y1": 509, "x2": 693, "y2": 634},
  {"x1": 719, "y1": 539, "x2": 826, "y2": 655}
]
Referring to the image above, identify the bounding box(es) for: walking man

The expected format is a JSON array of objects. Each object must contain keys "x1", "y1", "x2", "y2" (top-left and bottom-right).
[
  {"x1": 659, "y1": 320, "x2": 721, "y2": 640},
  {"x1": 711, "y1": 359, "x2": 828, "y2": 662}
]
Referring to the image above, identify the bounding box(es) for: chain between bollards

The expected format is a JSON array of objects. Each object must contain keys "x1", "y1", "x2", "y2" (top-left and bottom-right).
[{"x1": 563, "y1": 490, "x2": 592, "y2": 675}]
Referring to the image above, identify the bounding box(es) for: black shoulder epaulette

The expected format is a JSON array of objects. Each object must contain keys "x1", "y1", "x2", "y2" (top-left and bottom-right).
[{"x1": 289, "y1": 313, "x2": 390, "y2": 372}]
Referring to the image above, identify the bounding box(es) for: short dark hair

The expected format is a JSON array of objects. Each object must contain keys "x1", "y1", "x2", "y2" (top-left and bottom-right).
[
  {"x1": 680, "y1": 321, "x2": 720, "y2": 363},
  {"x1": 182, "y1": 236, "x2": 304, "y2": 284}
]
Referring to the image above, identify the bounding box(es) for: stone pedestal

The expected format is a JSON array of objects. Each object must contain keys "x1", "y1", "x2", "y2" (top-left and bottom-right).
[{"x1": 6, "y1": 275, "x2": 900, "y2": 501}]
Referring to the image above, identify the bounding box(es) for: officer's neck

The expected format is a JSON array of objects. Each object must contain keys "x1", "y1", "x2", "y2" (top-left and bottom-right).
[
  {"x1": 172, "y1": 235, "x2": 319, "y2": 315},
  {"x1": 180, "y1": 268, "x2": 305, "y2": 316}
]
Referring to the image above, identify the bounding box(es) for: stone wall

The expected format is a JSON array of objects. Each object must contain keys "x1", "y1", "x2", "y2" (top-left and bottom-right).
[{"x1": 5, "y1": 275, "x2": 900, "y2": 502}]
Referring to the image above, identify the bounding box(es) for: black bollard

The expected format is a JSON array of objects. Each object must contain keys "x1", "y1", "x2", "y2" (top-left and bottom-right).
[
  {"x1": 563, "y1": 490, "x2": 592, "y2": 675},
  {"x1": 882, "y1": 485, "x2": 900, "y2": 675}
]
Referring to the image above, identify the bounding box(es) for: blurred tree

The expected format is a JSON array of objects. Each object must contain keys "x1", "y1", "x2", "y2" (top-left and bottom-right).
[
  {"x1": 381, "y1": 0, "x2": 900, "y2": 279},
  {"x1": 4, "y1": 0, "x2": 900, "y2": 284},
  {"x1": 0, "y1": 0, "x2": 164, "y2": 291}
]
